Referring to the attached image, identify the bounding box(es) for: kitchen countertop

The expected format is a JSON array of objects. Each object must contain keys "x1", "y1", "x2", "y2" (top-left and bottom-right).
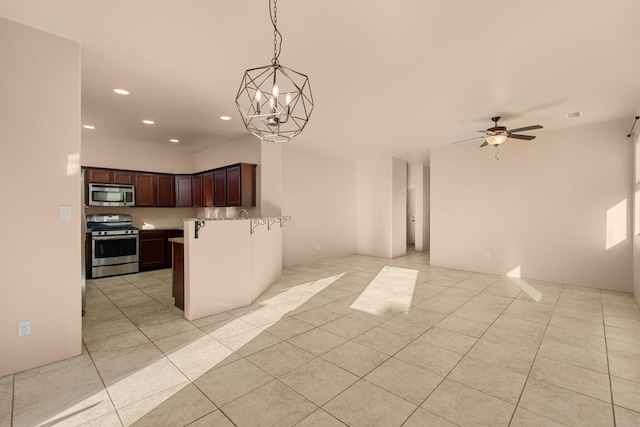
[
  {"x1": 140, "y1": 227, "x2": 184, "y2": 231},
  {"x1": 168, "y1": 237, "x2": 184, "y2": 244},
  {"x1": 180, "y1": 215, "x2": 291, "y2": 221}
]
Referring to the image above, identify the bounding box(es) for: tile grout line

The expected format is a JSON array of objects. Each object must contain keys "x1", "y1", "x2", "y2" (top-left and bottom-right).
[
  {"x1": 414, "y1": 278, "x2": 531, "y2": 426},
  {"x1": 412, "y1": 274, "x2": 528, "y2": 421},
  {"x1": 10, "y1": 374, "x2": 15, "y2": 427},
  {"x1": 506, "y1": 287, "x2": 622, "y2": 425},
  {"x1": 93, "y1": 274, "x2": 241, "y2": 425},
  {"x1": 83, "y1": 281, "x2": 127, "y2": 426},
  {"x1": 504, "y1": 283, "x2": 564, "y2": 426},
  {"x1": 602, "y1": 292, "x2": 618, "y2": 427}
]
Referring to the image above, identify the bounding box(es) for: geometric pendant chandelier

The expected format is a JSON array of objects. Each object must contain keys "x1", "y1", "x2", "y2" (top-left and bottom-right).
[{"x1": 235, "y1": 0, "x2": 314, "y2": 143}]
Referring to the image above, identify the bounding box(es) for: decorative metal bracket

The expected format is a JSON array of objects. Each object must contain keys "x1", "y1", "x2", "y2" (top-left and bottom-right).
[
  {"x1": 194, "y1": 220, "x2": 206, "y2": 239},
  {"x1": 250, "y1": 216, "x2": 292, "y2": 234},
  {"x1": 278, "y1": 216, "x2": 291, "y2": 228},
  {"x1": 250, "y1": 218, "x2": 267, "y2": 235}
]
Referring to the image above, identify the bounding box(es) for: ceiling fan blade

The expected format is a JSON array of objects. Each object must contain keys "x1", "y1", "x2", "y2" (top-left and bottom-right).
[
  {"x1": 479, "y1": 141, "x2": 489, "y2": 148},
  {"x1": 508, "y1": 125, "x2": 543, "y2": 133},
  {"x1": 508, "y1": 134, "x2": 536, "y2": 140},
  {"x1": 452, "y1": 136, "x2": 483, "y2": 144}
]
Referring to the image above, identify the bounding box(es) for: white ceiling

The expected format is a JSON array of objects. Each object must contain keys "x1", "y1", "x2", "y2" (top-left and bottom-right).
[{"x1": 2, "y1": 0, "x2": 640, "y2": 164}]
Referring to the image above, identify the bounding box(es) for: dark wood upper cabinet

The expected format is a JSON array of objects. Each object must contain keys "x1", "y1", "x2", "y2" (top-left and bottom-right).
[
  {"x1": 135, "y1": 173, "x2": 157, "y2": 207},
  {"x1": 113, "y1": 170, "x2": 135, "y2": 185},
  {"x1": 227, "y1": 163, "x2": 256, "y2": 207},
  {"x1": 83, "y1": 163, "x2": 256, "y2": 208},
  {"x1": 213, "y1": 169, "x2": 227, "y2": 207},
  {"x1": 175, "y1": 175, "x2": 193, "y2": 207},
  {"x1": 192, "y1": 174, "x2": 203, "y2": 207},
  {"x1": 203, "y1": 172, "x2": 214, "y2": 207},
  {"x1": 226, "y1": 166, "x2": 241, "y2": 206},
  {"x1": 86, "y1": 168, "x2": 112, "y2": 184},
  {"x1": 86, "y1": 168, "x2": 134, "y2": 185},
  {"x1": 156, "y1": 174, "x2": 175, "y2": 207}
]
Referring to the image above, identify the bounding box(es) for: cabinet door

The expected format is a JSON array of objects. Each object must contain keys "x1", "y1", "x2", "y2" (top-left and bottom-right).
[
  {"x1": 175, "y1": 175, "x2": 193, "y2": 207},
  {"x1": 192, "y1": 174, "x2": 203, "y2": 207},
  {"x1": 85, "y1": 233, "x2": 92, "y2": 279},
  {"x1": 203, "y1": 172, "x2": 214, "y2": 207},
  {"x1": 113, "y1": 170, "x2": 135, "y2": 185},
  {"x1": 213, "y1": 169, "x2": 227, "y2": 207},
  {"x1": 240, "y1": 164, "x2": 257, "y2": 207},
  {"x1": 156, "y1": 174, "x2": 175, "y2": 207},
  {"x1": 86, "y1": 168, "x2": 112, "y2": 184},
  {"x1": 139, "y1": 231, "x2": 166, "y2": 271},
  {"x1": 226, "y1": 166, "x2": 241, "y2": 206},
  {"x1": 172, "y1": 242, "x2": 185, "y2": 309},
  {"x1": 135, "y1": 173, "x2": 157, "y2": 207}
]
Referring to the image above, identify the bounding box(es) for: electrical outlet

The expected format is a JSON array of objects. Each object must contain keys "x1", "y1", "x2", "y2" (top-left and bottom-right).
[{"x1": 18, "y1": 320, "x2": 31, "y2": 337}]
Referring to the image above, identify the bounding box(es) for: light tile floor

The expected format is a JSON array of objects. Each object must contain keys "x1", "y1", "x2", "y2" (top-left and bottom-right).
[{"x1": 3, "y1": 248, "x2": 640, "y2": 426}]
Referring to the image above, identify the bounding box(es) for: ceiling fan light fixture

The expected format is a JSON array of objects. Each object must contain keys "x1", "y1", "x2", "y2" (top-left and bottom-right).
[
  {"x1": 486, "y1": 134, "x2": 507, "y2": 146},
  {"x1": 235, "y1": 0, "x2": 314, "y2": 143}
]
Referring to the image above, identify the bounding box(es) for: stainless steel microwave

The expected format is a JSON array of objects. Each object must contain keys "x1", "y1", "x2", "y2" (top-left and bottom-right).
[{"x1": 88, "y1": 183, "x2": 135, "y2": 206}]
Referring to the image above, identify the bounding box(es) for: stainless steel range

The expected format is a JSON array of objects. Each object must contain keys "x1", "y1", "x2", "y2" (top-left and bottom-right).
[{"x1": 86, "y1": 214, "x2": 139, "y2": 278}]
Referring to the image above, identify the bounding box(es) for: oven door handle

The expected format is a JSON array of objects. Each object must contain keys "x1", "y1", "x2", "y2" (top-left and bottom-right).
[{"x1": 92, "y1": 235, "x2": 139, "y2": 241}]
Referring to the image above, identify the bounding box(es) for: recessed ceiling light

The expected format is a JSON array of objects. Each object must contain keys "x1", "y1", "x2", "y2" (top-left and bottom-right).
[
  {"x1": 169, "y1": 139, "x2": 179, "y2": 143},
  {"x1": 220, "y1": 116, "x2": 232, "y2": 121},
  {"x1": 566, "y1": 111, "x2": 583, "y2": 119},
  {"x1": 142, "y1": 120, "x2": 155, "y2": 125},
  {"x1": 113, "y1": 88, "x2": 130, "y2": 95},
  {"x1": 82, "y1": 125, "x2": 95, "y2": 129}
]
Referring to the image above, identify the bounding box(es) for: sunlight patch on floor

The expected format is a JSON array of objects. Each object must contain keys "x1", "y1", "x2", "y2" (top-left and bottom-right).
[
  {"x1": 507, "y1": 265, "x2": 542, "y2": 302},
  {"x1": 350, "y1": 266, "x2": 418, "y2": 316}
]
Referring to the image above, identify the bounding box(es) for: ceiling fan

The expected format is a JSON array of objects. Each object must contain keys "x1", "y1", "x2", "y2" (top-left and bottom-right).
[
  {"x1": 454, "y1": 116, "x2": 543, "y2": 159},
  {"x1": 459, "y1": 116, "x2": 543, "y2": 147}
]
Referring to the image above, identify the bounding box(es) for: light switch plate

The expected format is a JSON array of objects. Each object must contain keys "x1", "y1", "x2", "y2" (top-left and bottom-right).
[{"x1": 59, "y1": 205, "x2": 71, "y2": 220}]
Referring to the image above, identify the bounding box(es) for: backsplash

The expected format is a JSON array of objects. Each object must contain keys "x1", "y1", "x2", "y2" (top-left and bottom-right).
[
  {"x1": 84, "y1": 206, "x2": 196, "y2": 230},
  {"x1": 195, "y1": 206, "x2": 259, "y2": 219}
]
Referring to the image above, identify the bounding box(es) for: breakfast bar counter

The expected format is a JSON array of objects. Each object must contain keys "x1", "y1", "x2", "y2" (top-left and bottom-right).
[{"x1": 178, "y1": 216, "x2": 290, "y2": 321}]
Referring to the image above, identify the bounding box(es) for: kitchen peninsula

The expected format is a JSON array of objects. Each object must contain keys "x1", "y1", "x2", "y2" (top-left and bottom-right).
[{"x1": 176, "y1": 216, "x2": 290, "y2": 320}]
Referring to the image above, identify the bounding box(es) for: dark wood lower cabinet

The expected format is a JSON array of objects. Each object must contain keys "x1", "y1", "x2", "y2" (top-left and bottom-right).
[
  {"x1": 85, "y1": 233, "x2": 92, "y2": 279},
  {"x1": 139, "y1": 229, "x2": 184, "y2": 271},
  {"x1": 139, "y1": 230, "x2": 166, "y2": 271},
  {"x1": 172, "y1": 242, "x2": 184, "y2": 310}
]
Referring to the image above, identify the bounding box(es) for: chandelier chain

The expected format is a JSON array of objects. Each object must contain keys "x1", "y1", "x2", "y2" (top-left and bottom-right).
[{"x1": 270, "y1": 0, "x2": 282, "y2": 65}]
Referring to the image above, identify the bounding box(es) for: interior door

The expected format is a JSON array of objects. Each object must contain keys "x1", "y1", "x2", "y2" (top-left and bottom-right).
[{"x1": 407, "y1": 188, "x2": 416, "y2": 245}]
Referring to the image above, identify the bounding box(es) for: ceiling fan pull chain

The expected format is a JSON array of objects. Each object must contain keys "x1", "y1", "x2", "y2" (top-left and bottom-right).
[{"x1": 495, "y1": 145, "x2": 499, "y2": 161}]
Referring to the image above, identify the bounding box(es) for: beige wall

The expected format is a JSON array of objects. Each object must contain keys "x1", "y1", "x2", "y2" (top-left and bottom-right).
[
  {"x1": 82, "y1": 134, "x2": 195, "y2": 174},
  {"x1": 431, "y1": 119, "x2": 633, "y2": 291},
  {"x1": 281, "y1": 147, "x2": 356, "y2": 266},
  {"x1": 356, "y1": 157, "x2": 407, "y2": 259},
  {"x1": 0, "y1": 18, "x2": 82, "y2": 376},
  {"x1": 194, "y1": 136, "x2": 260, "y2": 172},
  {"x1": 259, "y1": 143, "x2": 282, "y2": 217},
  {"x1": 633, "y1": 133, "x2": 640, "y2": 303},
  {"x1": 391, "y1": 158, "x2": 408, "y2": 258}
]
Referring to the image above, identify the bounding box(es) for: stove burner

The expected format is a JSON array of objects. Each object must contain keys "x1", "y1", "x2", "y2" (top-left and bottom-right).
[{"x1": 87, "y1": 224, "x2": 138, "y2": 231}]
